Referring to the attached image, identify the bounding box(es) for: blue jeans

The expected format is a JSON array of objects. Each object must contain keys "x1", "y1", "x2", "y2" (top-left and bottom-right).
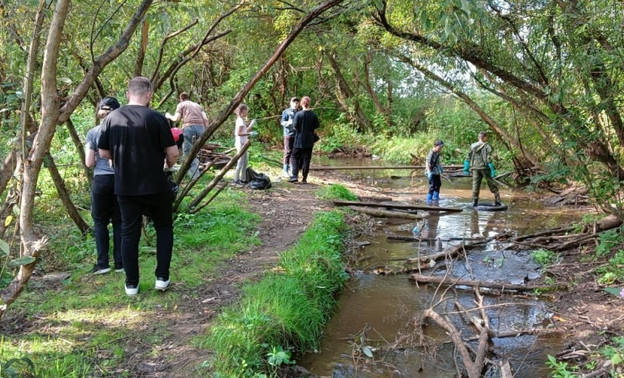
[
  {"x1": 118, "y1": 193, "x2": 174, "y2": 287},
  {"x1": 91, "y1": 174, "x2": 121, "y2": 269},
  {"x1": 183, "y1": 125, "x2": 205, "y2": 179}
]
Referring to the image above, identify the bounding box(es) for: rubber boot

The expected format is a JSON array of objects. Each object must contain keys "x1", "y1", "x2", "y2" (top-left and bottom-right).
[
  {"x1": 432, "y1": 191, "x2": 440, "y2": 201},
  {"x1": 426, "y1": 193, "x2": 433, "y2": 203},
  {"x1": 472, "y1": 198, "x2": 478, "y2": 207},
  {"x1": 494, "y1": 193, "x2": 501, "y2": 206}
]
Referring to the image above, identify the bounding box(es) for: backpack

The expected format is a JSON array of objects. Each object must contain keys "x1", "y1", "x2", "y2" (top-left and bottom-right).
[{"x1": 246, "y1": 167, "x2": 272, "y2": 190}]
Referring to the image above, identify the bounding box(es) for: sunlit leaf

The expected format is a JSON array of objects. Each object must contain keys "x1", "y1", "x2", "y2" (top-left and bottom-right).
[
  {"x1": 362, "y1": 346, "x2": 374, "y2": 358},
  {"x1": 5, "y1": 215, "x2": 13, "y2": 227},
  {"x1": 8, "y1": 256, "x2": 36, "y2": 267},
  {"x1": 0, "y1": 239, "x2": 9, "y2": 256}
]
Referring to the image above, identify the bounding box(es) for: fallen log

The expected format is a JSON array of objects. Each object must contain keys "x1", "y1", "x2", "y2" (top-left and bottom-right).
[
  {"x1": 310, "y1": 164, "x2": 463, "y2": 171},
  {"x1": 357, "y1": 196, "x2": 393, "y2": 202},
  {"x1": 409, "y1": 274, "x2": 568, "y2": 292},
  {"x1": 333, "y1": 200, "x2": 463, "y2": 212},
  {"x1": 406, "y1": 245, "x2": 464, "y2": 264},
  {"x1": 388, "y1": 235, "x2": 482, "y2": 242},
  {"x1": 347, "y1": 206, "x2": 423, "y2": 220},
  {"x1": 420, "y1": 308, "x2": 480, "y2": 378}
]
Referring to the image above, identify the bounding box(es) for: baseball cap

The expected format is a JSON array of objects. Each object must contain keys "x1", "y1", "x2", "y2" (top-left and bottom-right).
[
  {"x1": 434, "y1": 139, "x2": 444, "y2": 146},
  {"x1": 98, "y1": 97, "x2": 120, "y2": 111},
  {"x1": 290, "y1": 97, "x2": 300, "y2": 102}
]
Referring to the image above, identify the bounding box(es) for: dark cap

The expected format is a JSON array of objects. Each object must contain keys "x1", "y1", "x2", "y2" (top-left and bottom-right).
[
  {"x1": 98, "y1": 97, "x2": 120, "y2": 111},
  {"x1": 434, "y1": 139, "x2": 444, "y2": 146},
  {"x1": 290, "y1": 97, "x2": 300, "y2": 102}
]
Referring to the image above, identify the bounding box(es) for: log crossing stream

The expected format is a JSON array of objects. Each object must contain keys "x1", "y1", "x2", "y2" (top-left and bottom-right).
[{"x1": 298, "y1": 157, "x2": 588, "y2": 377}]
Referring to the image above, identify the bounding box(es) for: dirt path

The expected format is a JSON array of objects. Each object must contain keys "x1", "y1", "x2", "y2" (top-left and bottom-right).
[{"x1": 143, "y1": 180, "x2": 333, "y2": 376}]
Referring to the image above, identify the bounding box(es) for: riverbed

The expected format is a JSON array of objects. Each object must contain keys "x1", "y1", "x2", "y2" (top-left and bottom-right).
[{"x1": 299, "y1": 158, "x2": 587, "y2": 377}]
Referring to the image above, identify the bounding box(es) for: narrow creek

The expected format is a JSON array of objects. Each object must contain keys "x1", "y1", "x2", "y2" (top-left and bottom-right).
[{"x1": 299, "y1": 158, "x2": 587, "y2": 377}]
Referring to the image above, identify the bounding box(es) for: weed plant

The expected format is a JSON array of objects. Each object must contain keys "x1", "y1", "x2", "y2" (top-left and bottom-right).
[
  {"x1": 205, "y1": 210, "x2": 349, "y2": 376},
  {"x1": 315, "y1": 184, "x2": 358, "y2": 201}
]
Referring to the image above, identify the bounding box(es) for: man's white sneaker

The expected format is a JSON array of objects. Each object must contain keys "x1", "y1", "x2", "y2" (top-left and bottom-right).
[
  {"x1": 155, "y1": 278, "x2": 170, "y2": 291},
  {"x1": 125, "y1": 285, "x2": 138, "y2": 296}
]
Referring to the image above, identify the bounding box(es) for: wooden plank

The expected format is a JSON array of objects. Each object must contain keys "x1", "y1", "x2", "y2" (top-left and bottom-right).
[
  {"x1": 333, "y1": 200, "x2": 463, "y2": 212},
  {"x1": 347, "y1": 206, "x2": 423, "y2": 220},
  {"x1": 310, "y1": 164, "x2": 463, "y2": 171}
]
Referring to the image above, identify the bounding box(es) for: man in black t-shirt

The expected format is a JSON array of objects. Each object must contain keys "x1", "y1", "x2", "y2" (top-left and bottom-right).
[{"x1": 99, "y1": 76, "x2": 179, "y2": 296}]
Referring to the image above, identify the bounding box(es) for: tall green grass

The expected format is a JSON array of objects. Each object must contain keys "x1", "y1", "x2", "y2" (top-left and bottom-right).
[
  {"x1": 205, "y1": 210, "x2": 349, "y2": 376},
  {"x1": 315, "y1": 183, "x2": 358, "y2": 201}
]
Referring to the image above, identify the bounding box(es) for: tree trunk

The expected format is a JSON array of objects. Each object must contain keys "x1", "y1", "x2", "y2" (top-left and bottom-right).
[
  {"x1": 134, "y1": 17, "x2": 149, "y2": 76},
  {"x1": 45, "y1": 153, "x2": 89, "y2": 234},
  {"x1": 328, "y1": 52, "x2": 372, "y2": 132},
  {"x1": 65, "y1": 118, "x2": 91, "y2": 185},
  {"x1": 2, "y1": 0, "x2": 70, "y2": 321},
  {"x1": 364, "y1": 51, "x2": 392, "y2": 129}
]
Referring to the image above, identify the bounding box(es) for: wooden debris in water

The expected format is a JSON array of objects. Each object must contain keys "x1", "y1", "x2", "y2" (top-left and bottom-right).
[
  {"x1": 408, "y1": 273, "x2": 568, "y2": 292},
  {"x1": 333, "y1": 200, "x2": 463, "y2": 212},
  {"x1": 347, "y1": 206, "x2": 423, "y2": 220}
]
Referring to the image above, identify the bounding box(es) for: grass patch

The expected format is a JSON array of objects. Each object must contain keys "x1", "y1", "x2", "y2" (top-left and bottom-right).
[
  {"x1": 203, "y1": 210, "x2": 349, "y2": 376},
  {"x1": 315, "y1": 184, "x2": 358, "y2": 201},
  {"x1": 531, "y1": 249, "x2": 559, "y2": 266},
  {"x1": 1, "y1": 189, "x2": 260, "y2": 376}
]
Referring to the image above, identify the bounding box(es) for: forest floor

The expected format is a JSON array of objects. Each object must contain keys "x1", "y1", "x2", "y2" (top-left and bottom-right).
[{"x1": 3, "y1": 166, "x2": 624, "y2": 377}]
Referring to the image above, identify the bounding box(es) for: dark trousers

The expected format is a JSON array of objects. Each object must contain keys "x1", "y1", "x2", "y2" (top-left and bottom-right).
[
  {"x1": 118, "y1": 193, "x2": 174, "y2": 286},
  {"x1": 291, "y1": 147, "x2": 313, "y2": 181},
  {"x1": 472, "y1": 168, "x2": 499, "y2": 200},
  {"x1": 427, "y1": 174, "x2": 442, "y2": 195},
  {"x1": 91, "y1": 174, "x2": 122, "y2": 269},
  {"x1": 283, "y1": 136, "x2": 294, "y2": 165}
]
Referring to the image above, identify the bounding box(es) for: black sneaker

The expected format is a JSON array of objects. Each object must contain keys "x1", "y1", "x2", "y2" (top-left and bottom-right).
[
  {"x1": 114, "y1": 264, "x2": 124, "y2": 273},
  {"x1": 91, "y1": 265, "x2": 111, "y2": 275}
]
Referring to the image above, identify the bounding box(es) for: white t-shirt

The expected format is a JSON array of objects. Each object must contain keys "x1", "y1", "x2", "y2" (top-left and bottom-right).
[{"x1": 235, "y1": 116, "x2": 247, "y2": 148}]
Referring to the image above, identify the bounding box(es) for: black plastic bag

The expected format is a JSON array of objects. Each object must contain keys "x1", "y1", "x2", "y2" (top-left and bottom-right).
[{"x1": 246, "y1": 167, "x2": 272, "y2": 190}]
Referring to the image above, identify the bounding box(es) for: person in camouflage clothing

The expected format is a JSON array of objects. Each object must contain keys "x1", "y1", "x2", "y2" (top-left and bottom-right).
[{"x1": 463, "y1": 131, "x2": 501, "y2": 207}]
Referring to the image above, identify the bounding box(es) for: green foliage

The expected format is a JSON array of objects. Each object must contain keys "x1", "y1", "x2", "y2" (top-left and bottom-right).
[
  {"x1": 316, "y1": 184, "x2": 358, "y2": 201},
  {"x1": 596, "y1": 250, "x2": 624, "y2": 285},
  {"x1": 0, "y1": 355, "x2": 35, "y2": 378},
  {"x1": 205, "y1": 210, "x2": 348, "y2": 376},
  {"x1": 595, "y1": 228, "x2": 622, "y2": 258},
  {"x1": 531, "y1": 249, "x2": 559, "y2": 267},
  {"x1": 546, "y1": 355, "x2": 579, "y2": 377}
]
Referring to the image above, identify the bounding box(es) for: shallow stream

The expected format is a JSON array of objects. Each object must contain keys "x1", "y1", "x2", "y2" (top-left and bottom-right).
[{"x1": 299, "y1": 158, "x2": 586, "y2": 377}]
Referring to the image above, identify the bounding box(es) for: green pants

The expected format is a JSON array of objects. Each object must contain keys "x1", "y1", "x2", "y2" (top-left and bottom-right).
[{"x1": 472, "y1": 168, "x2": 499, "y2": 200}]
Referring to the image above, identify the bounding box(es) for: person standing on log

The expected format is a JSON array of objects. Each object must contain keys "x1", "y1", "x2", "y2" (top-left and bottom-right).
[
  {"x1": 85, "y1": 96, "x2": 122, "y2": 275},
  {"x1": 464, "y1": 131, "x2": 501, "y2": 207},
  {"x1": 98, "y1": 76, "x2": 179, "y2": 296},
  {"x1": 165, "y1": 92, "x2": 209, "y2": 180},
  {"x1": 288, "y1": 96, "x2": 319, "y2": 184},
  {"x1": 280, "y1": 97, "x2": 299, "y2": 177},
  {"x1": 425, "y1": 139, "x2": 444, "y2": 203}
]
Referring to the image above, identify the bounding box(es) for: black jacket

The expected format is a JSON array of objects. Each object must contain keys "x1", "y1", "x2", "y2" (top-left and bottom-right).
[{"x1": 292, "y1": 110, "x2": 319, "y2": 149}]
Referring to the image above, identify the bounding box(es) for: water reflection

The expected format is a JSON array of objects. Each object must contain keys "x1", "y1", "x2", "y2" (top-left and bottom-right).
[{"x1": 300, "y1": 158, "x2": 585, "y2": 377}]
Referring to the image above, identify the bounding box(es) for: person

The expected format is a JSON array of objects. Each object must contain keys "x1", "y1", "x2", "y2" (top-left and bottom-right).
[
  {"x1": 233, "y1": 103, "x2": 256, "y2": 185},
  {"x1": 425, "y1": 139, "x2": 444, "y2": 203},
  {"x1": 289, "y1": 96, "x2": 319, "y2": 184},
  {"x1": 464, "y1": 131, "x2": 501, "y2": 206},
  {"x1": 85, "y1": 96, "x2": 122, "y2": 275},
  {"x1": 165, "y1": 92, "x2": 209, "y2": 180},
  {"x1": 280, "y1": 97, "x2": 299, "y2": 176},
  {"x1": 98, "y1": 76, "x2": 179, "y2": 296}
]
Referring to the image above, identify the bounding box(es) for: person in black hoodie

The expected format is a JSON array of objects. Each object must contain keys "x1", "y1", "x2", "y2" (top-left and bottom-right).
[{"x1": 288, "y1": 96, "x2": 319, "y2": 184}]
